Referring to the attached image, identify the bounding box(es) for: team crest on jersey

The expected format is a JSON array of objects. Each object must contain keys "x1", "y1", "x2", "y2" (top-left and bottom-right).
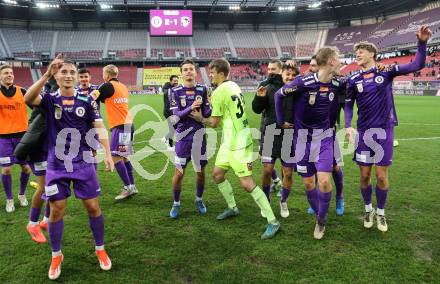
[
  {"x1": 180, "y1": 96, "x2": 186, "y2": 107},
  {"x1": 356, "y1": 82, "x2": 363, "y2": 93},
  {"x1": 195, "y1": 95, "x2": 203, "y2": 102},
  {"x1": 54, "y1": 104, "x2": 62, "y2": 120},
  {"x1": 75, "y1": 107, "x2": 85, "y2": 117},
  {"x1": 308, "y1": 92, "x2": 317, "y2": 105},
  {"x1": 329, "y1": 92, "x2": 335, "y2": 101},
  {"x1": 375, "y1": 76, "x2": 384, "y2": 84}
]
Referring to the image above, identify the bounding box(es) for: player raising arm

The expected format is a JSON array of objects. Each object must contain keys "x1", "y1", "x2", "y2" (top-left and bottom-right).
[
  {"x1": 344, "y1": 26, "x2": 431, "y2": 232},
  {"x1": 25, "y1": 56, "x2": 114, "y2": 280}
]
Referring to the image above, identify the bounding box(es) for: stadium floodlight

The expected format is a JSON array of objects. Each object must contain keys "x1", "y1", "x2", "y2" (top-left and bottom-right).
[
  {"x1": 229, "y1": 5, "x2": 240, "y2": 11},
  {"x1": 308, "y1": 2, "x2": 322, "y2": 8},
  {"x1": 36, "y1": 2, "x2": 59, "y2": 8},
  {"x1": 3, "y1": 0, "x2": 18, "y2": 5},
  {"x1": 278, "y1": 6, "x2": 295, "y2": 11},
  {"x1": 100, "y1": 3, "x2": 113, "y2": 9}
]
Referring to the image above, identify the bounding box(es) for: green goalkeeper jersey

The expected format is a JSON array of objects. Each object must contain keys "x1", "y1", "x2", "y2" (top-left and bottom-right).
[{"x1": 211, "y1": 80, "x2": 253, "y2": 151}]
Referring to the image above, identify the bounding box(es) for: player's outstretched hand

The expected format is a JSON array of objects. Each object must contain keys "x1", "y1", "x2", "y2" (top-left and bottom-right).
[
  {"x1": 376, "y1": 62, "x2": 389, "y2": 72},
  {"x1": 416, "y1": 25, "x2": 432, "y2": 43},
  {"x1": 285, "y1": 59, "x2": 297, "y2": 67},
  {"x1": 46, "y1": 54, "x2": 63, "y2": 77},
  {"x1": 189, "y1": 109, "x2": 203, "y2": 122},
  {"x1": 257, "y1": 85, "x2": 267, "y2": 97},
  {"x1": 104, "y1": 156, "x2": 115, "y2": 172}
]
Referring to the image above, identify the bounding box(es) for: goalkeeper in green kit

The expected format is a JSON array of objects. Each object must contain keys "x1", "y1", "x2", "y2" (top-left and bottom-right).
[{"x1": 190, "y1": 58, "x2": 281, "y2": 239}]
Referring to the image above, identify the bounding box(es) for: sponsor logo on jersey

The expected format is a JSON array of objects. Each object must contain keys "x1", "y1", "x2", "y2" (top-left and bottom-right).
[
  {"x1": 62, "y1": 99, "x2": 75, "y2": 106},
  {"x1": 331, "y1": 80, "x2": 340, "y2": 87},
  {"x1": 114, "y1": 97, "x2": 128, "y2": 104},
  {"x1": 319, "y1": 86, "x2": 329, "y2": 92},
  {"x1": 186, "y1": 90, "x2": 195, "y2": 95},
  {"x1": 363, "y1": 73, "x2": 374, "y2": 79},
  {"x1": 283, "y1": 86, "x2": 298, "y2": 94},
  {"x1": 77, "y1": 94, "x2": 89, "y2": 102},
  {"x1": 375, "y1": 76, "x2": 384, "y2": 84},
  {"x1": 196, "y1": 86, "x2": 204, "y2": 92}
]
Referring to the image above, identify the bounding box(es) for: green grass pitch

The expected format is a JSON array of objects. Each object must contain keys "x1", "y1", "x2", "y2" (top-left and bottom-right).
[{"x1": 0, "y1": 94, "x2": 439, "y2": 283}]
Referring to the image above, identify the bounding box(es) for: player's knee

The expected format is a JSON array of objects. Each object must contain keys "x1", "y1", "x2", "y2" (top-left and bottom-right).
[
  {"x1": 86, "y1": 205, "x2": 101, "y2": 217},
  {"x1": 174, "y1": 169, "x2": 185, "y2": 180},
  {"x1": 360, "y1": 173, "x2": 371, "y2": 186},
  {"x1": 49, "y1": 202, "x2": 66, "y2": 220},
  {"x1": 318, "y1": 178, "x2": 332, "y2": 192},
  {"x1": 239, "y1": 176, "x2": 255, "y2": 192},
  {"x1": 303, "y1": 178, "x2": 315, "y2": 190},
  {"x1": 376, "y1": 172, "x2": 388, "y2": 188},
  {"x1": 262, "y1": 166, "x2": 272, "y2": 178},
  {"x1": 22, "y1": 165, "x2": 31, "y2": 174},
  {"x1": 212, "y1": 170, "x2": 224, "y2": 184},
  {"x1": 2, "y1": 166, "x2": 12, "y2": 175}
]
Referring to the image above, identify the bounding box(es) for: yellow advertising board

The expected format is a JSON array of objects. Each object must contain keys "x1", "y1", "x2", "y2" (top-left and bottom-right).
[{"x1": 143, "y1": 67, "x2": 181, "y2": 86}]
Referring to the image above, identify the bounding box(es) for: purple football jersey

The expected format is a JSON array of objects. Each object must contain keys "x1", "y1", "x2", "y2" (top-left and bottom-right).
[
  {"x1": 40, "y1": 90, "x2": 102, "y2": 171},
  {"x1": 345, "y1": 41, "x2": 427, "y2": 131},
  {"x1": 169, "y1": 83, "x2": 211, "y2": 141},
  {"x1": 275, "y1": 73, "x2": 344, "y2": 132}
]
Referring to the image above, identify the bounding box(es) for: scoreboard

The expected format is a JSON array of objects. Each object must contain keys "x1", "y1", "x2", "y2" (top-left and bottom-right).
[{"x1": 149, "y1": 10, "x2": 193, "y2": 36}]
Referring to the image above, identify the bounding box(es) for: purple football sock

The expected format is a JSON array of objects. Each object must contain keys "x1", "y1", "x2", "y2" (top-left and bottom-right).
[
  {"x1": 89, "y1": 215, "x2": 105, "y2": 247},
  {"x1": 49, "y1": 219, "x2": 64, "y2": 252},
  {"x1": 262, "y1": 185, "x2": 271, "y2": 202},
  {"x1": 45, "y1": 202, "x2": 50, "y2": 218},
  {"x1": 29, "y1": 207, "x2": 42, "y2": 223},
  {"x1": 115, "y1": 161, "x2": 130, "y2": 187},
  {"x1": 332, "y1": 169, "x2": 344, "y2": 200},
  {"x1": 281, "y1": 187, "x2": 291, "y2": 203},
  {"x1": 173, "y1": 188, "x2": 181, "y2": 203},
  {"x1": 2, "y1": 174, "x2": 12, "y2": 199},
  {"x1": 317, "y1": 190, "x2": 332, "y2": 224},
  {"x1": 271, "y1": 169, "x2": 279, "y2": 180},
  {"x1": 375, "y1": 186, "x2": 388, "y2": 210},
  {"x1": 196, "y1": 183, "x2": 204, "y2": 199},
  {"x1": 361, "y1": 184, "x2": 373, "y2": 205},
  {"x1": 19, "y1": 172, "x2": 30, "y2": 195},
  {"x1": 306, "y1": 188, "x2": 319, "y2": 213},
  {"x1": 125, "y1": 161, "x2": 135, "y2": 185}
]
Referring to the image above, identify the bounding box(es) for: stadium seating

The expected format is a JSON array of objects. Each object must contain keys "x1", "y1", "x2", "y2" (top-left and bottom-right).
[
  {"x1": 192, "y1": 30, "x2": 231, "y2": 58},
  {"x1": 150, "y1": 36, "x2": 191, "y2": 59},
  {"x1": 56, "y1": 31, "x2": 106, "y2": 59},
  {"x1": 12, "y1": 67, "x2": 33, "y2": 88}
]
